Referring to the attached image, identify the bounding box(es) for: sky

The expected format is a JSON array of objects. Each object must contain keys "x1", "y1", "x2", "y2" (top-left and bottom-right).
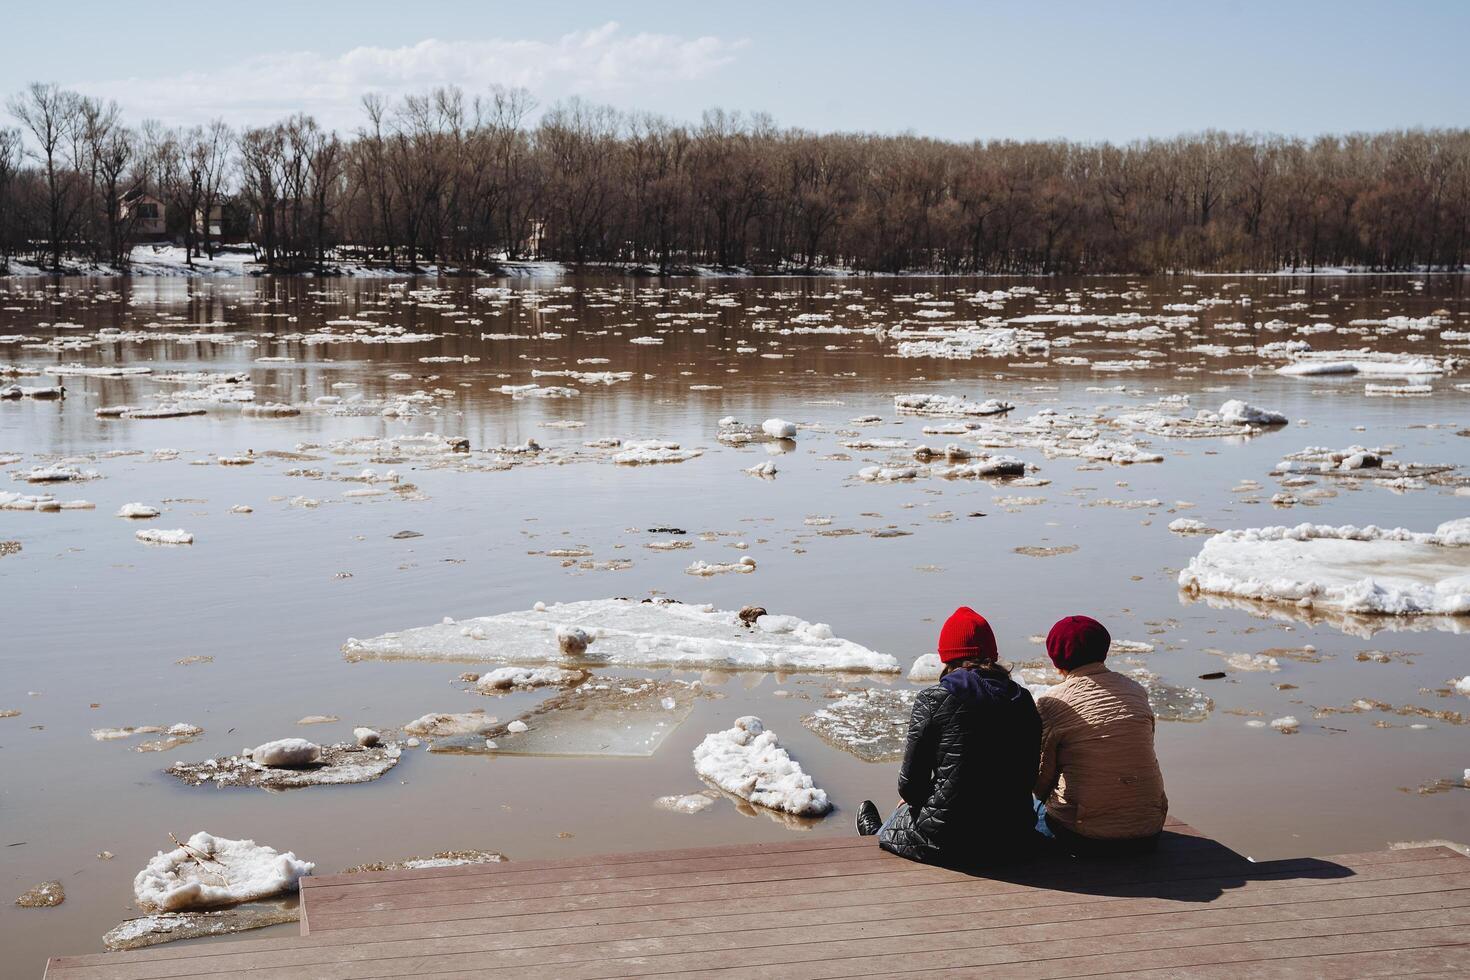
[{"x1": 4, "y1": 0, "x2": 1468, "y2": 142}]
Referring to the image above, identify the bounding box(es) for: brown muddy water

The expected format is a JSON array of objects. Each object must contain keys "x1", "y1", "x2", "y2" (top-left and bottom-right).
[{"x1": 2, "y1": 273, "x2": 1468, "y2": 977}]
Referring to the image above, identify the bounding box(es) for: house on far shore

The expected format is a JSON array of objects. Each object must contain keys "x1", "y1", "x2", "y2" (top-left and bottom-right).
[
  {"x1": 120, "y1": 189, "x2": 167, "y2": 240},
  {"x1": 194, "y1": 204, "x2": 223, "y2": 239}
]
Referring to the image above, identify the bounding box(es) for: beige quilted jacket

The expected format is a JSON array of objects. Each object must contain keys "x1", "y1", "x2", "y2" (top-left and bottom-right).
[{"x1": 1034, "y1": 662, "x2": 1168, "y2": 839}]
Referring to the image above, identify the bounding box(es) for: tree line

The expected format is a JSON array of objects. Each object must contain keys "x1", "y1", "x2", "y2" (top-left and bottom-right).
[{"x1": 3, "y1": 81, "x2": 1468, "y2": 275}]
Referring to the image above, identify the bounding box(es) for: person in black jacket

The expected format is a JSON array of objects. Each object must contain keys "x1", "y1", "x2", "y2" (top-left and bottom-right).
[{"x1": 856, "y1": 606, "x2": 1045, "y2": 867}]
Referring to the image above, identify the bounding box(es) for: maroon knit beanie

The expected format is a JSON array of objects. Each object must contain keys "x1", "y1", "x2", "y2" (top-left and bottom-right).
[
  {"x1": 937, "y1": 607, "x2": 998, "y2": 663},
  {"x1": 1046, "y1": 615, "x2": 1110, "y2": 671}
]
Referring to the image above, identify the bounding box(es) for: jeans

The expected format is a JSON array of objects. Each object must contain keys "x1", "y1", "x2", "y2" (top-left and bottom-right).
[
  {"x1": 1034, "y1": 797, "x2": 1055, "y2": 838},
  {"x1": 878, "y1": 803, "x2": 905, "y2": 838}
]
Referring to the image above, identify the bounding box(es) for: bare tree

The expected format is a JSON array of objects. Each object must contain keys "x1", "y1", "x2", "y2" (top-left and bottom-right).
[{"x1": 8, "y1": 83, "x2": 85, "y2": 269}]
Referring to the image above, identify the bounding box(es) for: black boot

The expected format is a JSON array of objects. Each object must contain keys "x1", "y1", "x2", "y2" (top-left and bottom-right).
[{"x1": 855, "y1": 800, "x2": 882, "y2": 836}]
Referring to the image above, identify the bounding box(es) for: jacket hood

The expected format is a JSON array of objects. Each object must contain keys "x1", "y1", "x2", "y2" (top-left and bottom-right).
[{"x1": 939, "y1": 667, "x2": 1030, "y2": 706}]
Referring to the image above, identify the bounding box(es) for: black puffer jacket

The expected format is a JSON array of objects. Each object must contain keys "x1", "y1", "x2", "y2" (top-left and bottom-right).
[{"x1": 879, "y1": 668, "x2": 1043, "y2": 865}]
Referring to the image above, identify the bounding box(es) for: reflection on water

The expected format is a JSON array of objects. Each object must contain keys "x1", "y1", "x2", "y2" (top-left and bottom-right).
[{"x1": 1, "y1": 272, "x2": 1468, "y2": 973}]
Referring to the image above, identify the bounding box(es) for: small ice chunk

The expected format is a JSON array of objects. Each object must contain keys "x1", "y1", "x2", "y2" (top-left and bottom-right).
[
  {"x1": 745, "y1": 461, "x2": 777, "y2": 479},
  {"x1": 136, "y1": 529, "x2": 193, "y2": 545},
  {"x1": 506, "y1": 720, "x2": 529, "y2": 734},
  {"x1": 353, "y1": 727, "x2": 381, "y2": 747},
  {"x1": 403, "y1": 712, "x2": 495, "y2": 737},
  {"x1": 1168, "y1": 518, "x2": 1218, "y2": 535},
  {"x1": 133, "y1": 832, "x2": 313, "y2": 912},
  {"x1": 761, "y1": 418, "x2": 797, "y2": 439},
  {"x1": 1269, "y1": 715, "x2": 1301, "y2": 733},
  {"x1": 116, "y1": 503, "x2": 161, "y2": 519},
  {"x1": 476, "y1": 666, "x2": 586, "y2": 691},
  {"x1": 692, "y1": 716, "x2": 831, "y2": 817},
  {"x1": 655, "y1": 793, "x2": 714, "y2": 814},
  {"x1": 555, "y1": 626, "x2": 592, "y2": 656},
  {"x1": 1217, "y1": 400, "x2": 1287, "y2": 426},
  {"x1": 908, "y1": 653, "x2": 943, "y2": 682},
  {"x1": 249, "y1": 739, "x2": 322, "y2": 767}
]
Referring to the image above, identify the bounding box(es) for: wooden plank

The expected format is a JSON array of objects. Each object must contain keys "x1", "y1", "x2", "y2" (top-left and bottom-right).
[
  {"x1": 300, "y1": 821, "x2": 1211, "y2": 895},
  {"x1": 302, "y1": 850, "x2": 1460, "y2": 933},
  {"x1": 55, "y1": 866, "x2": 1470, "y2": 974},
  {"x1": 1099, "y1": 945, "x2": 1470, "y2": 979},
  {"x1": 247, "y1": 869, "x2": 1470, "y2": 953},
  {"x1": 46, "y1": 887, "x2": 1470, "y2": 980},
  {"x1": 303, "y1": 839, "x2": 895, "y2": 908},
  {"x1": 298, "y1": 839, "x2": 1346, "y2": 916},
  {"x1": 40, "y1": 838, "x2": 1470, "y2": 980},
  {"x1": 45, "y1": 859, "x2": 1470, "y2": 979},
  {"x1": 52, "y1": 916, "x2": 1470, "y2": 980}
]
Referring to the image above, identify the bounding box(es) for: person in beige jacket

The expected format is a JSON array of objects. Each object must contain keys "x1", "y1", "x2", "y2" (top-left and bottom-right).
[{"x1": 1033, "y1": 615, "x2": 1168, "y2": 855}]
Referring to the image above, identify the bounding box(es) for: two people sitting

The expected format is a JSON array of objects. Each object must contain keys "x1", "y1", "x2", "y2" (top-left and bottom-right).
[{"x1": 857, "y1": 606, "x2": 1167, "y2": 864}]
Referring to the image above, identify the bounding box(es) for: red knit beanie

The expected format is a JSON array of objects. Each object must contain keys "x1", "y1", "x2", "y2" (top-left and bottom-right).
[
  {"x1": 1046, "y1": 615, "x2": 1110, "y2": 671},
  {"x1": 937, "y1": 607, "x2": 998, "y2": 663}
]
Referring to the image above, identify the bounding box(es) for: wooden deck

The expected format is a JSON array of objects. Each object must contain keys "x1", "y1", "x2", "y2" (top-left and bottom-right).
[{"x1": 45, "y1": 819, "x2": 1470, "y2": 978}]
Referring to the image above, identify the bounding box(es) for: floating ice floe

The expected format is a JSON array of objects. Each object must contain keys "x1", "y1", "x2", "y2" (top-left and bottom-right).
[
  {"x1": 745, "y1": 461, "x2": 777, "y2": 479},
  {"x1": 343, "y1": 598, "x2": 899, "y2": 672},
  {"x1": 612, "y1": 440, "x2": 702, "y2": 465},
  {"x1": 803, "y1": 688, "x2": 915, "y2": 762},
  {"x1": 693, "y1": 716, "x2": 831, "y2": 817},
  {"x1": 168, "y1": 743, "x2": 400, "y2": 789},
  {"x1": 1273, "y1": 446, "x2": 1457, "y2": 482},
  {"x1": 15, "y1": 465, "x2": 98, "y2": 483},
  {"x1": 404, "y1": 712, "x2": 497, "y2": 737},
  {"x1": 433, "y1": 678, "x2": 698, "y2": 757},
  {"x1": 475, "y1": 666, "x2": 589, "y2": 691},
  {"x1": 893, "y1": 393, "x2": 1014, "y2": 417},
  {"x1": 1131, "y1": 672, "x2": 1214, "y2": 723},
  {"x1": 857, "y1": 465, "x2": 919, "y2": 482},
  {"x1": 15, "y1": 880, "x2": 64, "y2": 908},
  {"x1": 1365, "y1": 383, "x2": 1433, "y2": 397},
  {"x1": 341, "y1": 849, "x2": 507, "y2": 873},
  {"x1": 1179, "y1": 520, "x2": 1470, "y2": 619},
  {"x1": 136, "y1": 528, "x2": 193, "y2": 545},
  {"x1": 0, "y1": 491, "x2": 93, "y2": 511},
  {"x1": 104, "y1": 905, "x2": 298, "y2": 951},
  {"x1": 908, "y1": 654, "x2": 942, "y2": 682},
  {"x1": 496, "y1": 383, "x2": 579, "y2": 399},
  {"x1": 761, "y1": 418, "x2": 797, "y2": 439},
  {"x1": 686, "y1": 557, "x2": 756, "y2": 576},
  {"x1": 0, "y1": 384, "x2": 64, "y2": 399},
  {"x1": 249, "y1": 738, "x2": 321, "y2": 766},
  {"x1": 1216, "y1": 400, "x2": 1288, "y2": 426},
  {"x1": 133, "y1": 832, "x2": 313, "y2": 912},
  {"x1": 116, "y1": 502, "x2": 160, "y2": 519},
  {"x1": 1276, "y1": 350, "x2": 1452, "y2": 378},
  {"x1": 96, "y1": 404, "x2": 207, "y2": 419},
  {"x1": 1168, "y1": 518, "x2": 1219, "y2": 535},
  {"x1": 656, "y1": 793, "x2": 717, "y2": 814},
  {"x1": 891, "y1": 325, "x2": 1049, "y2": 361}
]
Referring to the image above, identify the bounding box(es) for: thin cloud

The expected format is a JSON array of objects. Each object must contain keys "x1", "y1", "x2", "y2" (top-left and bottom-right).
[{"x1": 72, "y1": 22, "x2": 745, "y2": 129}]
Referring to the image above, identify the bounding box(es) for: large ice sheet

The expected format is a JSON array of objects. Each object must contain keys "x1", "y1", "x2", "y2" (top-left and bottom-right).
[
  {"x1": 344, "y1": 599, "x2": 900, "y2": 672},
  {"x1": 1179, "y1": 520, "x2": 1470, "y2": 618}
]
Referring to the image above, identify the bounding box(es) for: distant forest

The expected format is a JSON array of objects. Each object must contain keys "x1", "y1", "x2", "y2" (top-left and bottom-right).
[{"x1": 3, "y1": 82, "x2": 1469, "y2": 275}]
